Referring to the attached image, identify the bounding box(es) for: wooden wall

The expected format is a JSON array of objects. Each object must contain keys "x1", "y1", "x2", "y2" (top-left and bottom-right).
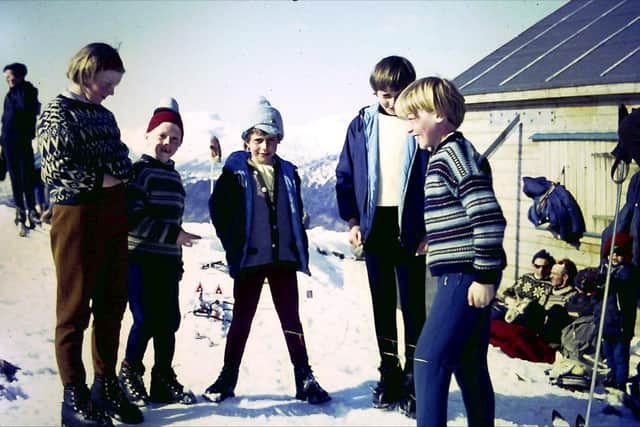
[{"x1": 458, "y1": 91, "x2": 640, "y2": 287}]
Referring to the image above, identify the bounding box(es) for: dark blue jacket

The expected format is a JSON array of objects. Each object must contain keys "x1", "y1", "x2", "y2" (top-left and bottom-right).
[
  {"x1": 335, "y1": 104, "x2": 428, "y2": 253},
  {"x1": 209, "y1": 151, "x2": 310, "y2": 279},
  {"x1": 1, "y1": 80, "x2": 40, "y2": 149},
  {"x1": 594, "y1": 263, "x2": 638, "y2": 341},
  {"x1": 524, "y1": 176, "x2": 586, "y2": 247},
  {"x1": 601, "y1": 171, "x2": 640, "y2": 267}
]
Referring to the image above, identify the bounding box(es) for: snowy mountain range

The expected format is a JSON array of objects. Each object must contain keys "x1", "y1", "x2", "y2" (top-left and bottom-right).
[{"x1": 131, "y1": 111, "x2": 353, "y2": 230}]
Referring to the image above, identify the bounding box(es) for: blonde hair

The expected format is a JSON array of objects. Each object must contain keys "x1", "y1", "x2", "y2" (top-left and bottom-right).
[
  {"x1": 67, "y1": 42, "x2": 125, "y2": 87},
  {"x1": 395, "y1": 77, "x2": 466, "y2": 129}
]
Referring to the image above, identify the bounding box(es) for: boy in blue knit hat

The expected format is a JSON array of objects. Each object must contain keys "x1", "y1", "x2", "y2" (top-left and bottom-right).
[
  {"x1": 395, "y1": 77, "x2": 506, "y2": 427},
  {"x1": 204, "y1": 96, "x2": 330, "y2": 405}
]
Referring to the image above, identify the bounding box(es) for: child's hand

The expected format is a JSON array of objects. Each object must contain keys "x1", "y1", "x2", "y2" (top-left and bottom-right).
[
  {"x1": 348, "y1": 225, "x2": 362, "y2": 247},
  {"x1": 415, "y1": 239, "x2": 428, "y2": 256},
  {"x1": 467, "y1": 281, "x2": 495, "y2": 308},
  {"x1": 177, "y1": 230, "x2": 202, "y2": 247}
]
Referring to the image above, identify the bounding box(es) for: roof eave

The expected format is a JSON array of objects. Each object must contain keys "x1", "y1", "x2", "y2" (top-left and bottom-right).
[{"x1": 463, "y1": 82, "x2": 640, "y2": 110}]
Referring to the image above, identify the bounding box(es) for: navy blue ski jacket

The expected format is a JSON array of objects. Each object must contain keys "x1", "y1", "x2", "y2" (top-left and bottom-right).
[
  {"x1": 335, "y1": 104, "x2": 429, "y2": 254},
  {"x1": 524, "y1": 176, "x2": 585, "y2": 247},
  {"x1": 209, "y1": 151, "x2": 310, "y2": 279}
]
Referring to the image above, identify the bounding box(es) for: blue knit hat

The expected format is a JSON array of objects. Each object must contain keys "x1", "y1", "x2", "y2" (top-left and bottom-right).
[{"x1": 241, "y1": 96, "x2": 284, "y2": 141}]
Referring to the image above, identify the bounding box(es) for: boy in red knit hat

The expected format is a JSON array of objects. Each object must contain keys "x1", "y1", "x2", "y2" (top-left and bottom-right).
[{"x1": 119, "y1": 98, "x2": 201, "y2": 407}]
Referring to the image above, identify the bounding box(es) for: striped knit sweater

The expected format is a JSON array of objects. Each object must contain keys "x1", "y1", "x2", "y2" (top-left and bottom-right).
[
  {"x1": 127, "y1": 155, "x2": 185, "y2": 260},
  {"x1": 36, "y1": 94, "x2": 132, "y2": 204},
  {"x1": 424, "y1": 132, "x2": 506, "y2": 284}
]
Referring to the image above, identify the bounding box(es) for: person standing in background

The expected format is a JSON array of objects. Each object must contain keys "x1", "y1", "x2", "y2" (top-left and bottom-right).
[{"x1": 1, "y1": 62, "x2": 40, "y2": 236}]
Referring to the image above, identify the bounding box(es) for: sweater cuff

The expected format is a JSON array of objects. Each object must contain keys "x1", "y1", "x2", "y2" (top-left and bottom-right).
[{"x1": 473, "y1": 269, "x2": 500, "y2": 285}]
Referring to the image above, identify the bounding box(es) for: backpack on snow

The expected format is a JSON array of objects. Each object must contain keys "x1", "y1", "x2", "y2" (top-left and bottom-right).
[{"x1": 560, "y1": 315, "x2": 596, "y2": 361}]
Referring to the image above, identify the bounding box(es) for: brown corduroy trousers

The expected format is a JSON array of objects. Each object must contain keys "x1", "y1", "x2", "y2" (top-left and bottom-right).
[{"x1": 50, "y1": 184, "x2": 129, "y2": 386}]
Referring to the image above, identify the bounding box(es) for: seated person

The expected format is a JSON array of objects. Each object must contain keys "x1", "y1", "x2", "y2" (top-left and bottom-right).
[
  {"x1": 565, "y1": 267, "x2": 601, "y2": 318},
  {"x1": 502, "y1": 249, "x2": 554, "y2": 306},
  {"x1": 494, "y1": 250, "x2": 554, "y2": 324},
  {"x1": 541, "y1": 258, "x2": 578, "y2": 347},
  {"x1": 545, "y1": 258, "x2": 578, "y2": 310}
]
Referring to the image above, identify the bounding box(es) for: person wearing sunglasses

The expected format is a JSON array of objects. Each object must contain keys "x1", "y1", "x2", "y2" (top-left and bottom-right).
[{"x1": 493, "y1": 250, "x2": 555, "y2": 326}]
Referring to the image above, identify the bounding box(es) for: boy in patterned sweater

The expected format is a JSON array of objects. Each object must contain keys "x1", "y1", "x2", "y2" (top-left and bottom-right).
[
  {"x1": 118, "y1": 98, "x2": 201, "y2": 407},
  {"x1": 395, "y1": 77, "x2": 506, "y2": 427}
]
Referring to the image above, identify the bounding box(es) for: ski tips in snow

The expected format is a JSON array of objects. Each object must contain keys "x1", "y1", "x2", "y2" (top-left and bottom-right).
[
  {"x1": 552, "y1": 409, "x2": 570, "y2": 427},
  {"x1": 552, "y1": 410, "x2": 584, "y2": 427}
]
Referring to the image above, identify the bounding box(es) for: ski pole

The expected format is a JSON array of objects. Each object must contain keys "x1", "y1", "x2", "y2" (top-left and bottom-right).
[{"x1": 585, "y1": 158, "x2": 629, "y2": 427}]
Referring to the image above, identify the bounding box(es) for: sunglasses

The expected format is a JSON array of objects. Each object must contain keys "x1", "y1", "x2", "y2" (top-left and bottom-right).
[{"x1": 533, "y1": 264, "x2": 548, "y2": 269}]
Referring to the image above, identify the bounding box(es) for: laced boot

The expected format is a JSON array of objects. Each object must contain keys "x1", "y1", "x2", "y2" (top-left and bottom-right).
[
  {"x1": 91, "y1": 374, "x2": 143, "y2": 424},
  {"x1": 26, "y1": 209, "x2": 40, "y2": 229},
  {"x1": 372, "y1": 358, "x2": 404, "y2": 408},
  {"x1": 14, "y1": 208, "x2": 25, "y2": 225},
  {"x1": 202, "y1": 366, "x2": 239, "y2": 403},
  {"x1": 61, "y1": 383, "x2": 112, "y2": 427},
  {"x1": 150, "y1": 367, "x2": 197, "y2": 405},
  {"x1": 118, "y1": 362, "x2": 149, "y2": 407},
  {"x1": 15, "y1": 208, "x2": 26, "y2": 237},
  {"x1": 294, "y1": 365, "x2": 331, "y2": 404},
  {"x1": 398, "y1": 370, "x2": 416, "y2": 419}
]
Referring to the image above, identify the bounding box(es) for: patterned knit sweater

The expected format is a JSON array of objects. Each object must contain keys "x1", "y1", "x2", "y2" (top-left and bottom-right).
[
  {"x1": 424, "y1": 132, "x2": 506, "y2": 284},
  {"x1": 36, "y1": 94, "x2": 132, "y2": 204},
  {"x1": 127, "y1": 155, "x2": 185, "y2": 260}
]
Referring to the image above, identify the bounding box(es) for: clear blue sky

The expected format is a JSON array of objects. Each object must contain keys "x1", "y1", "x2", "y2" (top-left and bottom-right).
[{"x1": 1, "y1": 0, "x2": 565, "y2": 134}]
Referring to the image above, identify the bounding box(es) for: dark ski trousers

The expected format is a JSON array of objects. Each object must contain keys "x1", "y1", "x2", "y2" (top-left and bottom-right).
[
  {"x1": 223, "y1": 265, "x2": 309, "y2": 371},
  {"x1": 364, "y1": 206, "x2": 426, "y2": 372},
  {"x1": 51, "y1": 185, "x2": 128, "y2": 386},
  {"x1": 603, "y1": 336, "x2": 631, "y2": 388},
  {"x1": 414, "y1": 272, "x2": 496, "y2": 427},
  {"x1": 3, "y1": 141, "x2": 36, "y2": 213},
  {"x1": 124, "y1": 259, "x2": 181, "y2": 372}
]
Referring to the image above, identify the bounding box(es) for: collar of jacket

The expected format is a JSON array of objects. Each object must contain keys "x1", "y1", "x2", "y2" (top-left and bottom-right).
[{"x1": 139, "y1": 153, "x2": 176, "y2": 171}]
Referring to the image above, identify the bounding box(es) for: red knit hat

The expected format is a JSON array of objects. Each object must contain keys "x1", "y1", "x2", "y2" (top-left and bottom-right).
[
  {"x1": 601, "y1": 232, "x2": 632, "y2": 258},
  {"x1": 146, "y1": 108, "x2": 184, "y2": 140}
]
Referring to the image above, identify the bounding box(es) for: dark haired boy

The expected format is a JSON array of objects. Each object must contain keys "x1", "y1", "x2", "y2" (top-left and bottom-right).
[{"x1": 335, "y1": 56, "x2": 428, "y2": 416}]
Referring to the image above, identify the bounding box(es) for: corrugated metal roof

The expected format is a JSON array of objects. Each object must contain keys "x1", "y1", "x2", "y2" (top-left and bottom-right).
[{"x1": 454, "y1": 0, "x2": 640, "y2": 96}]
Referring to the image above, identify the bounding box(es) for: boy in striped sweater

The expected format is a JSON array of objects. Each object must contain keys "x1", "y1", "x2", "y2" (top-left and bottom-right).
[
  {"x1": 119, "y1": 99, "x2": 201, "y2": 407},
  {"x1": 395, "y1": 77, "x2": 506, "y2": 427}
]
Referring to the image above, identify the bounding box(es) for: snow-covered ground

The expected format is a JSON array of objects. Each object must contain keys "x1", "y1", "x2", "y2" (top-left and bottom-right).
[{"x1": 0, "y1": 204, "x2": 639, "y2": 426}]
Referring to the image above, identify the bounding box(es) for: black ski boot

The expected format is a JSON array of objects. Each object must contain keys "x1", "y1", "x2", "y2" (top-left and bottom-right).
[
  {"x1": 15, "y1": 208, "x2": 26, "y2": 237},
  {"x1": 294, "y1": 365, "x2": 331, "y2": 404},
  {"x1": 118, "y1": 362, "x2": 149, "y2": 407},
  {"x1": 150, "y1": 367, "x2": 197, "y2": 405},
  {"x1": 398, "y1": 370, "x2": 416, "y2": 419},
  {"x1": 91, "y1": 374, "x2": 143, "y2": 424},
  {"x1": 202, "y1": 366, "x2": 238, "y2": 403},
  {"x1": 61, "y1": 383, "x2": 112, "y2": 427},
  {"x1": 26, "y1": 209, "x2": 41, "y2": 229},
  {"x1": 372, "y1": 359, "x2": 404, "y2": 408}
]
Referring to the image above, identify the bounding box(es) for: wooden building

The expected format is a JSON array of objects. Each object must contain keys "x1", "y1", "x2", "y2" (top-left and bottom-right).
[{"x1": 452, "y1": 0, "x2": 640, "y2": 283}]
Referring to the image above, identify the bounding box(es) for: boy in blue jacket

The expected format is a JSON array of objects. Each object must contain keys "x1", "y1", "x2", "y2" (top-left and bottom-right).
[
  {"x1": 205, "y1": 97, "x2": 330, "y2": 405},
  {"x1": 335, "y1": 56, "x2": 428, "y2": 417},
  {"x1": 395, "y1": 77, "x2": 506, "y2": 427}
]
